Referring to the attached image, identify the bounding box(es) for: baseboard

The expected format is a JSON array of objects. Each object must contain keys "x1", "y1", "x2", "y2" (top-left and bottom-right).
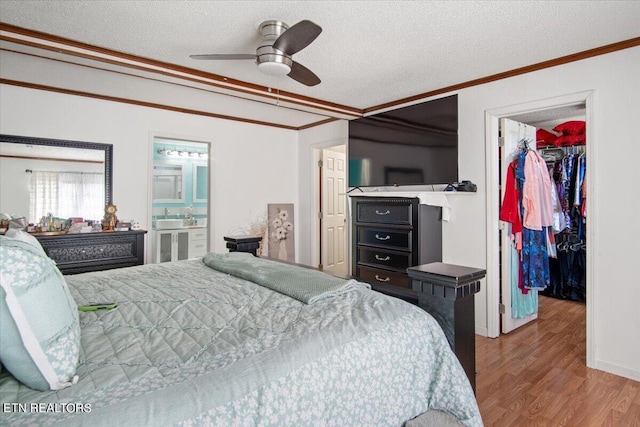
[
  {"x1": 593, "y1": 360, "x2": 640, "y2": 382},
  {"x1": 475, "y1": 326, "x2": 488, "y2": 337}
]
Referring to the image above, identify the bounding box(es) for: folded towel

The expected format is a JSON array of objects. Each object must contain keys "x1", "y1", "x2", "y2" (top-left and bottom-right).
[{"x1": 202, "y1": 252, "x2": 369, "y2": 304}]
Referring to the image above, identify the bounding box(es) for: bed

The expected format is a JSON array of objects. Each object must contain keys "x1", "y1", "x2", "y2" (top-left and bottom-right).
[{"x1": 0, "y1": 237, "x2": 482, "y2": 426}]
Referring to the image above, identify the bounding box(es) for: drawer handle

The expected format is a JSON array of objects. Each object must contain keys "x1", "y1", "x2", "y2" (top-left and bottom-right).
[
  {"x1": 375, "y1": 275, "x2": 390, "y2": 282},
  {"x1": 375, "y1": 254, "x2": 390, "y2": 261},
  {"x1": 375, "y1": 209, "x2": 391, "y2": 215},
  {"x1": 99, "y1": 248, "x2": 105, "y2": 252},
  {"x1": 375, "y1": 234, "x2": 391, "y2": 241}
]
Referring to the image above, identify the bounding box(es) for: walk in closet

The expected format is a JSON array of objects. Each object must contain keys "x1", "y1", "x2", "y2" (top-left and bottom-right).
[{"x1": 498, "y1": 104, "x2": 587, "y2": 334}]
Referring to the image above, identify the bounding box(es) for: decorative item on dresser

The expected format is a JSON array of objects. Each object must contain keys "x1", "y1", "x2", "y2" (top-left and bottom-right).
[
  {"x1": 35, "y1": 230, "x2": 146, "y2": 274},
  {"x1": 350, "y1": 196, "x2": 442, "y2": 302},
  {"x1": 102, "y1": 202, "x2": 118, "y2": 231}
]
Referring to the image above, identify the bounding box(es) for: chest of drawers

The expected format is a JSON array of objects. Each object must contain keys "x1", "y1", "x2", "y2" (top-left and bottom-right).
[
  {"x1": 352, "y1": 197, "x2": 418, "y2": 289},
  {"x1": 36, "y1": 230, "x2": 147, "y2": 275},
  {"x1": 351, "y1": 196, "x2": 442, "y2": 292}
]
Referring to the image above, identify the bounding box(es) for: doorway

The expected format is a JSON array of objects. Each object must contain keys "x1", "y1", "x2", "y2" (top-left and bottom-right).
[
  {"x1": 148, "y1": 136, "x2": 211, "y2": 265},
  {"x1": 318, "y1": 144, "x2": 347, "y2": 277},
  {"x1": 485, "y1": 91, "x2": 595, "y2": 367}
]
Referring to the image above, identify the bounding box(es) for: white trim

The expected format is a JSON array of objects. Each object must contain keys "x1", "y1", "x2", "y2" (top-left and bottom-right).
[
  {"x1": 583, "y1": 91, "x2": 595, "y2": 369},
  {"x1": 484, "y1": 112, "x2": 500, "y2": 338},
  {"x1": 593, "y1": 360, "x2": 640, "y2": 382},
  {"x1": 484, "y1": 91, "x2": 595, "y2": 368},
  {"x1": 0, "y1": 28, "x2": 361, "y2": 120},
  {"x1": 475, "y1": 325, "x2": 488, "y2": 337}
]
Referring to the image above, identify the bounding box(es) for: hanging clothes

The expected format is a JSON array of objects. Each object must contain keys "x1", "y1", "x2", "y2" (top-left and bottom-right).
[
  {"x1": 500, "y1": 159, "x2": 531, "y2": 302},
  {"x1": 499, "y1": 161, "x2": 522, "y2": 234},
  {"x1": 550, "y1": 176, "x2": 567, "y2": 233},
  {"x1": 517, "y1": 149, "x2": 555, "y2": 290},
  {"x1": 522, "y1": 149, "x2": 554, "y2": 231},
  {"x1": 510, "y1": 242, "x2": 538, "y2": 318},
  {"x1": 541, "y1": 147, "x2": 587, "y2": 302},
  {"x1": 500, "y1": 140, "x2": 560, "y2": 317}
]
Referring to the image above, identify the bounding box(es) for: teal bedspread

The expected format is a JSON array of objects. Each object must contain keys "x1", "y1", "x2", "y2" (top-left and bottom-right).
[
  {"x1": 0, "y1": 257, "x2": 482, "y2": 426},
  {"x1": 202, "y1": 252, "x2": 370, "y2": 304}
]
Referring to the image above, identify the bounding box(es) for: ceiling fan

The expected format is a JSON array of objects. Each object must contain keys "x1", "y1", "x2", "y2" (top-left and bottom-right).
[{"x1": 190, "y1": 20, "x2": 322, "y2": 87}]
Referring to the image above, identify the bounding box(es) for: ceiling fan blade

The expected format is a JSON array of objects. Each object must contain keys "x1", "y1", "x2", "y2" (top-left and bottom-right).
[
  {"x1": 272, "y1": 20, "x2": 322, "y2": 55},
  {"x1": 190, "y1": 54, "x2": 256, "y2": 60},
  {"x1": 288, "y1": 61, "x2": 321, "y2": 87}
]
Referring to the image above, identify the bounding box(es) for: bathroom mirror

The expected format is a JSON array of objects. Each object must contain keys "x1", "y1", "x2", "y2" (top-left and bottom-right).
[
  {"x1": 0, "y1": 134, "x2": 113, "y2": 221},
  {"x1": 192, "y1": 162, "x2": 208, "y2": 203},
  {"x1": 152, "y1": 161, "x2": 185, "y2": 203}
]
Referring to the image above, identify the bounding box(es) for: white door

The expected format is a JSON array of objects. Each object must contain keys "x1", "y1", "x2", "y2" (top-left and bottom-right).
[
  {"x1": 320, "y1": 148, "x2": 347, "y2": 277},
  {"x1": 500, "y1": 117, "x2": 538, "y2": 333}
]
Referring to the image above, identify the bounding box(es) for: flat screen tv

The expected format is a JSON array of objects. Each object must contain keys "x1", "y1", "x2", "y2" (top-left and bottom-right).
[{"x1": 348, "y1": 94, "x2": 458, "y2": 188}]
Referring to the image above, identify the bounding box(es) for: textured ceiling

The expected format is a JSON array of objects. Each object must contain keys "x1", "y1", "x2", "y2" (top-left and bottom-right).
[{"x1": 1, "y1": 1, "x2": 639, "y2": 115}]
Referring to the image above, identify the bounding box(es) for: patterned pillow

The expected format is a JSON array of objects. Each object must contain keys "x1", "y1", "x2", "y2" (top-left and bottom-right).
[
  {"x1": 0, "y1": 236, "x2": 80, "y2": 391},
  {"x1": 4, "y1": 229, "x2": 46, "y2": 254}
]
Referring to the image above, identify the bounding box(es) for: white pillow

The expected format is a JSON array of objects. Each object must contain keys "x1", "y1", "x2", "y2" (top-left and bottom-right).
[
  {"x1": 4, "y1": 229, "x2": 46, "y2": 254},
  {"x1": 0, "y1": 236, "x2": 80, "y2": 390}
]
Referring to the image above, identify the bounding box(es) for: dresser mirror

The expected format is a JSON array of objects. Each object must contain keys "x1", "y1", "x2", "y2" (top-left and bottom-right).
[{"x1": 0, "y1": 134, "x2": 113, "y2": 223}]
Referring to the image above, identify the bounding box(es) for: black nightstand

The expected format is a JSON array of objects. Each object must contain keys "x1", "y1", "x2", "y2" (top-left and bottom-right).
[
  {"x1": 407, "y1": 262, "x2": 485, "y2": 393},
  {"x1": 223, "y1": 235, "x2": 263, "y2": 256}
]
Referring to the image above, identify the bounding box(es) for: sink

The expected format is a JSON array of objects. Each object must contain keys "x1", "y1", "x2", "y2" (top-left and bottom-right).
[{"x1": 154, "y1": 219, "x2": 184, "y2": 230}]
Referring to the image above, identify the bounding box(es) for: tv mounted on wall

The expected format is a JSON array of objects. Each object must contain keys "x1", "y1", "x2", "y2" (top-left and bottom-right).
[{"x1": 348, "y1": 94, "x2": 458, "y2": 188}]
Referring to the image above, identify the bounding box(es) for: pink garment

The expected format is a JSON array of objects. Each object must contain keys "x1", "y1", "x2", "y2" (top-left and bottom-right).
[{"x1": 522, "y1": 150, "x2": 554, "y2": 230}]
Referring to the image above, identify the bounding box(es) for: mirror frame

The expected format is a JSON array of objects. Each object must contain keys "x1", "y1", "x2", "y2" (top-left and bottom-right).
[{"x1": 0, "y1": 134, "x2": 113, "y2": 206}]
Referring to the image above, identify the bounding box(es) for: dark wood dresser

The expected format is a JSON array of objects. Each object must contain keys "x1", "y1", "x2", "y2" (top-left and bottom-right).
[
  {"x1": 351, "y1": 196, "x2": 442, "y2": 298},
  {"x1": 36, "y1": 230, "x2": 147, "y2": 275}
]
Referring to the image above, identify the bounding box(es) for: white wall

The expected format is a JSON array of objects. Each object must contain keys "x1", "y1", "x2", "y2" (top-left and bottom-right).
[
  {"x1": 0, "y1": 85, "x2": 299, "y2": 257},
  {"x1": 298, "y1": 47, "x2": 640, "y2": 381}
]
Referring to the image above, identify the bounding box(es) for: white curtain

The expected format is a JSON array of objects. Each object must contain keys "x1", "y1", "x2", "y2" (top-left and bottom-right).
[{"x1": 29, "y1": 171, "x2": 104, "y2": 222}]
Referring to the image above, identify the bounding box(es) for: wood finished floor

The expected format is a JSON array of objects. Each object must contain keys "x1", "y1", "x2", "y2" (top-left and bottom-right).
[{"x1": 475, "y1": 296, "x2": 640, "y2": 426}]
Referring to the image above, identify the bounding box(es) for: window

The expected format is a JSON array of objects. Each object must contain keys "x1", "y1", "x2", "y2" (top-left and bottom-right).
[{"x1": 29, "y1": 171, "x2": 105, "y2": 221}]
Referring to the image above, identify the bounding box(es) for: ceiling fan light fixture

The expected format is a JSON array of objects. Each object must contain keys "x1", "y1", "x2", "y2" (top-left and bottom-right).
[
  {"x1": 190, "y1": 19, "x2": 321, "y2": 86},
  {"x1": 256, "y1": 45, "x2": 293, "y2": 76},
  {"x1": 257, "y1": 61, "x2": 291, "y2": 76}
]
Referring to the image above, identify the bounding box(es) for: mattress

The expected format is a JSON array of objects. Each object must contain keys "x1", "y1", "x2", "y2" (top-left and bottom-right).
[{"x1": 0, "y1": 258, "x2": 482, "y2": 426}]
